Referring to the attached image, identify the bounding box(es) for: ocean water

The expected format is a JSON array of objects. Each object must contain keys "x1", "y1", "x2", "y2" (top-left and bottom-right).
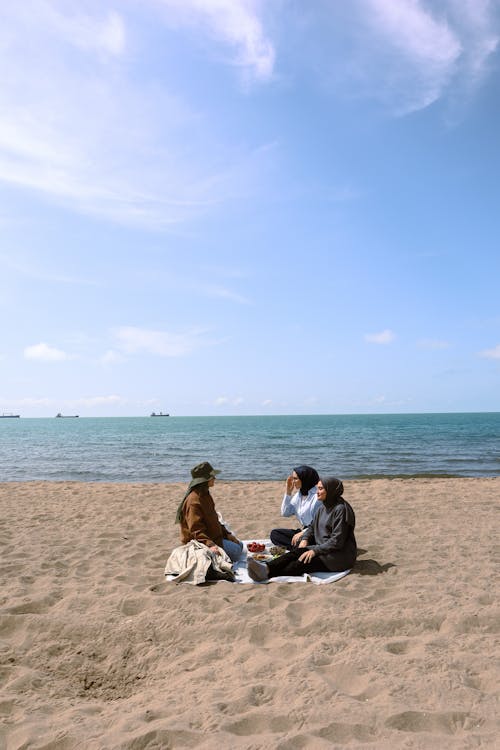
[{"x1": 0, "y1": 413, "x2": 499, "y2": 482}]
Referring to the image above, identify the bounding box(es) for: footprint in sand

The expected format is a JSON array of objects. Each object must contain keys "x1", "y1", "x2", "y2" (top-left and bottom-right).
[
  {"x1": 316, "y1": 721, "x2": 377, "y2": 743},
  {"x1": 248, "y1": 683, "x2": 275, "y2": 707},
  {"x1": 385, "y1": 710, "x2": 478, "y2": 735},
  {"x1": 6, "y1": 593, "x2": 61, "y2": 615},
  {"x1": 119, "y1": 597, "x2": 148, "y2": 616},
  {"x1": 224, "y1": 712, "x2": 290, "y2": 736},
  {"x1": 120, "y1": 728, "x2": 199, "y2": 749},
  {"x1": 385, "y1": 639, "x2": 413, "y2": 655}
]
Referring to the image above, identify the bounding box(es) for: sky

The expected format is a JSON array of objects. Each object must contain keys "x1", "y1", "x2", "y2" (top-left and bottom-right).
[{"x1": 1, "y1": 0, "x2": 499, "y2": 417}]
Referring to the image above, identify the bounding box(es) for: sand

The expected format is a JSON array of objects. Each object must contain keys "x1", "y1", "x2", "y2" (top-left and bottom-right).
[{"x1": 0, "y1": 478, "x2": 498, "y2": 749}]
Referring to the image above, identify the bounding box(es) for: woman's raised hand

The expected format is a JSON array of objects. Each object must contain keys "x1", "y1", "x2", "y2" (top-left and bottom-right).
[{"x1": 285, "y1": 474, "x2": 294, "y2": 494}]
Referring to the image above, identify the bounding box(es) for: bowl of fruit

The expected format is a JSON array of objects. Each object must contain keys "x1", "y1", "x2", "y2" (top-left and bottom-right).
[{"x1": 246, "y1": 541, "x2": 272, "y2": 560}]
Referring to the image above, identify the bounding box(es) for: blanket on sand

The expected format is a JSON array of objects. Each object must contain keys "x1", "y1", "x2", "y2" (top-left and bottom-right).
[{"x1": 165, "y1": 539, "x2": 350, "y2": 585}]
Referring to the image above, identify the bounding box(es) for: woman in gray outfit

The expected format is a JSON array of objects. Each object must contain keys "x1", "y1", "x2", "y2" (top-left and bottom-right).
[{"x1": 247, "y1": 476, "x2": 356, "y2": 581}]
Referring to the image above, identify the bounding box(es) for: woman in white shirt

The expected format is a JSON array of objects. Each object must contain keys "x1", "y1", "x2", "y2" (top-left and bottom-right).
[{"x1": 270, "y1": 465, "x2": 320, "y2": 550}]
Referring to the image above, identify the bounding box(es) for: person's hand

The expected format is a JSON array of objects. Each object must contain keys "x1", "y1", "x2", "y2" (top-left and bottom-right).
[
  {"x1": 299, "y1": 549, "x2": 316, "y2": 563},
  {"x1": 285, "y1": 474, "x2": 294, "y2": 494},
  {"x1": 291, "y1": 531, "x2": 303, "y2": 546},
  {"x1": 298, "y1": 539, "x2": 309, "y2": 548},
  {"x1": 209, "y1": 545, "x2": 222, "y2": 556}
]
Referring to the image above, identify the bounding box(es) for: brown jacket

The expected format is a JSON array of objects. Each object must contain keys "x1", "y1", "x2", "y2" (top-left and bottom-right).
[{"x1": 179, "y1": 489, "x2": 229, "y2": 548}]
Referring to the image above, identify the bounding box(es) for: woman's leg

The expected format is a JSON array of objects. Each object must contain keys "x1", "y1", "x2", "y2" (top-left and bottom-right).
[
  {"x1": 222, "y1": 538, "x2": 243, "y2": 562},
  {"x1": 266, "y1": 549, "x2": 329, "y2": 577},
  {"x1": 269, "y1": 528, "x2": 301, "y2": 549}
]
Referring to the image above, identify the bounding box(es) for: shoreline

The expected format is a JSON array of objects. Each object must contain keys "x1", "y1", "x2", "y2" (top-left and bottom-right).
[
  {"x1": 1, "y1": 478, "x2": 498, "y2": 748},
  {"x1": 1, "y1": 473, "x2": 499, "y2": 485}
]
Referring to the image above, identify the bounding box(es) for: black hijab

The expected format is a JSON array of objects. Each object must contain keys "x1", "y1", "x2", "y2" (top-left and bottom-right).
[
  {"x1": 320, "y1": 476, "x2": 355, "y2": 527},
  {"x1": 293, "y1": 465, "x2": 319, "y2": 496}
]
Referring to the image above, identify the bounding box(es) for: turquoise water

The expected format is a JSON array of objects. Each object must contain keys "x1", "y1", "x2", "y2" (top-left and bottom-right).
[{"x1": 0, "y1": 413, "x2": 498, "y2": 482}]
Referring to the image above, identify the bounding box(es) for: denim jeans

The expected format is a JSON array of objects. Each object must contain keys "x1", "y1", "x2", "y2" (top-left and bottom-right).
[{"x1": 222, "y1": 538, "x2": 243, "y2": 562}]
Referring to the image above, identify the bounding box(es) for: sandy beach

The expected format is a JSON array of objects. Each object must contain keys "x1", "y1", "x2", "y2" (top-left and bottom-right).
[{"x1": 0, "y1": 478, "x2": 498, "y2": 749}]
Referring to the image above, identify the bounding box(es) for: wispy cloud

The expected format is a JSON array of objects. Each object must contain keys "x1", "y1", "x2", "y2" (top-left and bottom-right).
[
  {"x1": 113, "y1": 326, "x2": 210, "y2": 357},
  {"x1": 0, "y1": 2, "x2": 276, "y2": 229},
  {"x1": 100, "y1": 350, "x2": 126, "y2": 365},
  {"x1": 1, "y1": 397, "x2": 52, "y2": 408},
  {"x1": 201, "y1": 284, "x2": 250, "y2": 304},
  {"x1": 313, "y1": 0, "x2": 500, "y2": 114},
  {"x1": 479, "y1": 343, "x2": 500, "y2": 359},
  {"x1": 417, "y1": 338, "x2": 451, "y2": 350},
  {"x1": 1, "y1": 0, "x2": 497, "y2": 233},
  {"x1": 362, "y1": 0, "x2": 462, "y2": 112},
  {"x1": 0, "y1": 253, "x2": 98, "y2": 285},
  {"x1": 214, "y1": 395, "x2": 244, "y2": 406},
  {"x1": 73, "y1": 395, "x2": 124, "y2": 407},
  {"x1": 27, "y1": 3, "x2": 127, "y2": 57},
  {"x1": 155, "y1": 0, "x2": 275, "y2": 81},
  {"x1": 24, "y1": 342, "x2": 71, "y2": 361},
  {"x1": 135, "y1": 264, "x2": 252, "y2": 304},
  {"x1": 365, "y1": 329, "x2": 396, "y2": 344}
]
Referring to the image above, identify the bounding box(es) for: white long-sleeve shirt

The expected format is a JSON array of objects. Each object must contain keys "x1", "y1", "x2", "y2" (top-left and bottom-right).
[{"x1": 280, "y1": 487, "x2": 319, "y2": 527}]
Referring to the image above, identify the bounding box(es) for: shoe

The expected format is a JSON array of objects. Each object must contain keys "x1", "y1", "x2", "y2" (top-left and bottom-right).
[
  {"x1": 205, "y1": 565, "x2": 236, "y2": 582},
  {"x1": 247, "y1": 557, "x2": 269, "y2": 582}
]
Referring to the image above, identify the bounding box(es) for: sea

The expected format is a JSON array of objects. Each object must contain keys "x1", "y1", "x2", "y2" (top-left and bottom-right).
[{"x1": 0, "y1": 413, "x2": 499, "y2": 482}]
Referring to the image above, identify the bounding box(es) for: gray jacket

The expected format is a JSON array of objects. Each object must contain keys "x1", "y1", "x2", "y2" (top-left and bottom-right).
[{"x1": 302, "y1": 499, "x2": 357, "y2": 571}]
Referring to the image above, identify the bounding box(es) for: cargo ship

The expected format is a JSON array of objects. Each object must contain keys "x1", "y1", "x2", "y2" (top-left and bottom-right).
[
  {"x1": 0, "y1": 413, "x2": 20, "y2": 418},
  {"x1": 150, "y1": 411, "x2": 169, "y2": 417}
]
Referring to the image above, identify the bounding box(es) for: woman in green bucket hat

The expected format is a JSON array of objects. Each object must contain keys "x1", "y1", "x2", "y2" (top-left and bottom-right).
[{"x1": 175, "y1": 462, "x2": 243, "y2": 562}]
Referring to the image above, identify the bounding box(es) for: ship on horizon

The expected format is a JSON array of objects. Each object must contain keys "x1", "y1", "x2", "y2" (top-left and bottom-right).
[
  {"x1": 0, "y1": 412, "x2": 20, "y2": 418},
  {"x1": 55, "y1": 413, "x2": 79, "y2": 418},
  {"x1": 150, "y1": 411, "x2": 170, "y2": 417}
]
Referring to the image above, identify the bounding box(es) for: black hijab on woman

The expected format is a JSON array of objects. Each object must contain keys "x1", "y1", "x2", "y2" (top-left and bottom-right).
[
  {"x1": 293, "y1": 465, "x2": 320, "y2": 496},
  {"x1": 320, "y1": 476, "x2": 355, "y2": 527}
]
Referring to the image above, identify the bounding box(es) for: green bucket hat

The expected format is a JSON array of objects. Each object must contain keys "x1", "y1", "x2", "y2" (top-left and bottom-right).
[{"x1": 190, "y1": 461, "x2": 221, "y2": 482}]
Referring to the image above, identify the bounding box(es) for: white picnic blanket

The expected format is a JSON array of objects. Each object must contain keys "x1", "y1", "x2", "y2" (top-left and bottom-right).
[
  {"x1": 165, "y1": 539, "x2": 351, "y2": 585},
  {"x1": 234, "y1": 539, "x2": 351, "y2": 585}
]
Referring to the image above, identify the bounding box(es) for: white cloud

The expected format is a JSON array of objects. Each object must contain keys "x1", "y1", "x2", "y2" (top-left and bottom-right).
[
  {"x1": 417, "y1": 338, "x2": 451, "y2": 350},
  {"x1": 361, "y1": 0, "x2": 462, "y2": 112},
  {"x1": 156, "y1": 0, "x2": 275, "y2": 80},
  {"x1": 365, "y1": 329, "x2": 396, "y2": 344},
  {"x1": 203, "y1": 284, "x2": 250, "y2": 304},
  {"x1": 0, "y1": 3, "x2": 276, "y2": 229},
  {"x1": 3, "y1": 397, "x2": 53, "y2": 407},
  {"x1": 100, "y1": 349, "x2": 125, "y2": 365},
  {"x1": 0, "y1": 253, "x2": 98, "y2": 285},
  {"x1": 113, "y1": 326, "x2": 208, "y2": 357},
  {"x1": 74, "y1": 395, "x2": 123, "y2": 407},
  {"x1": 24, "y1": 342, "x2": 70, "y2": 361},
  {"x1": 38, "y1": 4, "x2": 126, "y2": 57},
  {"x1": 314, "y1": 0, "x2": 500, "y2": 114},
  {"x1": 453, "y1": 0, "x2": 500, "y2": 81},
  {"x1": 366, "y1": 0, "x2": 461, "y2": 65},
  {"x1": 479, "y1": 343, "x2": 500, "y2": 359},
  {"x1": 214, "y1": 395, "x2": 244, "y2": 406}
]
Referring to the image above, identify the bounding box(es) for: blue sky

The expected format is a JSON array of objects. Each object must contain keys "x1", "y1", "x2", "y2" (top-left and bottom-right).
[{"x1": 1, "y1": 0, "x2": 499, "y2": 417}]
